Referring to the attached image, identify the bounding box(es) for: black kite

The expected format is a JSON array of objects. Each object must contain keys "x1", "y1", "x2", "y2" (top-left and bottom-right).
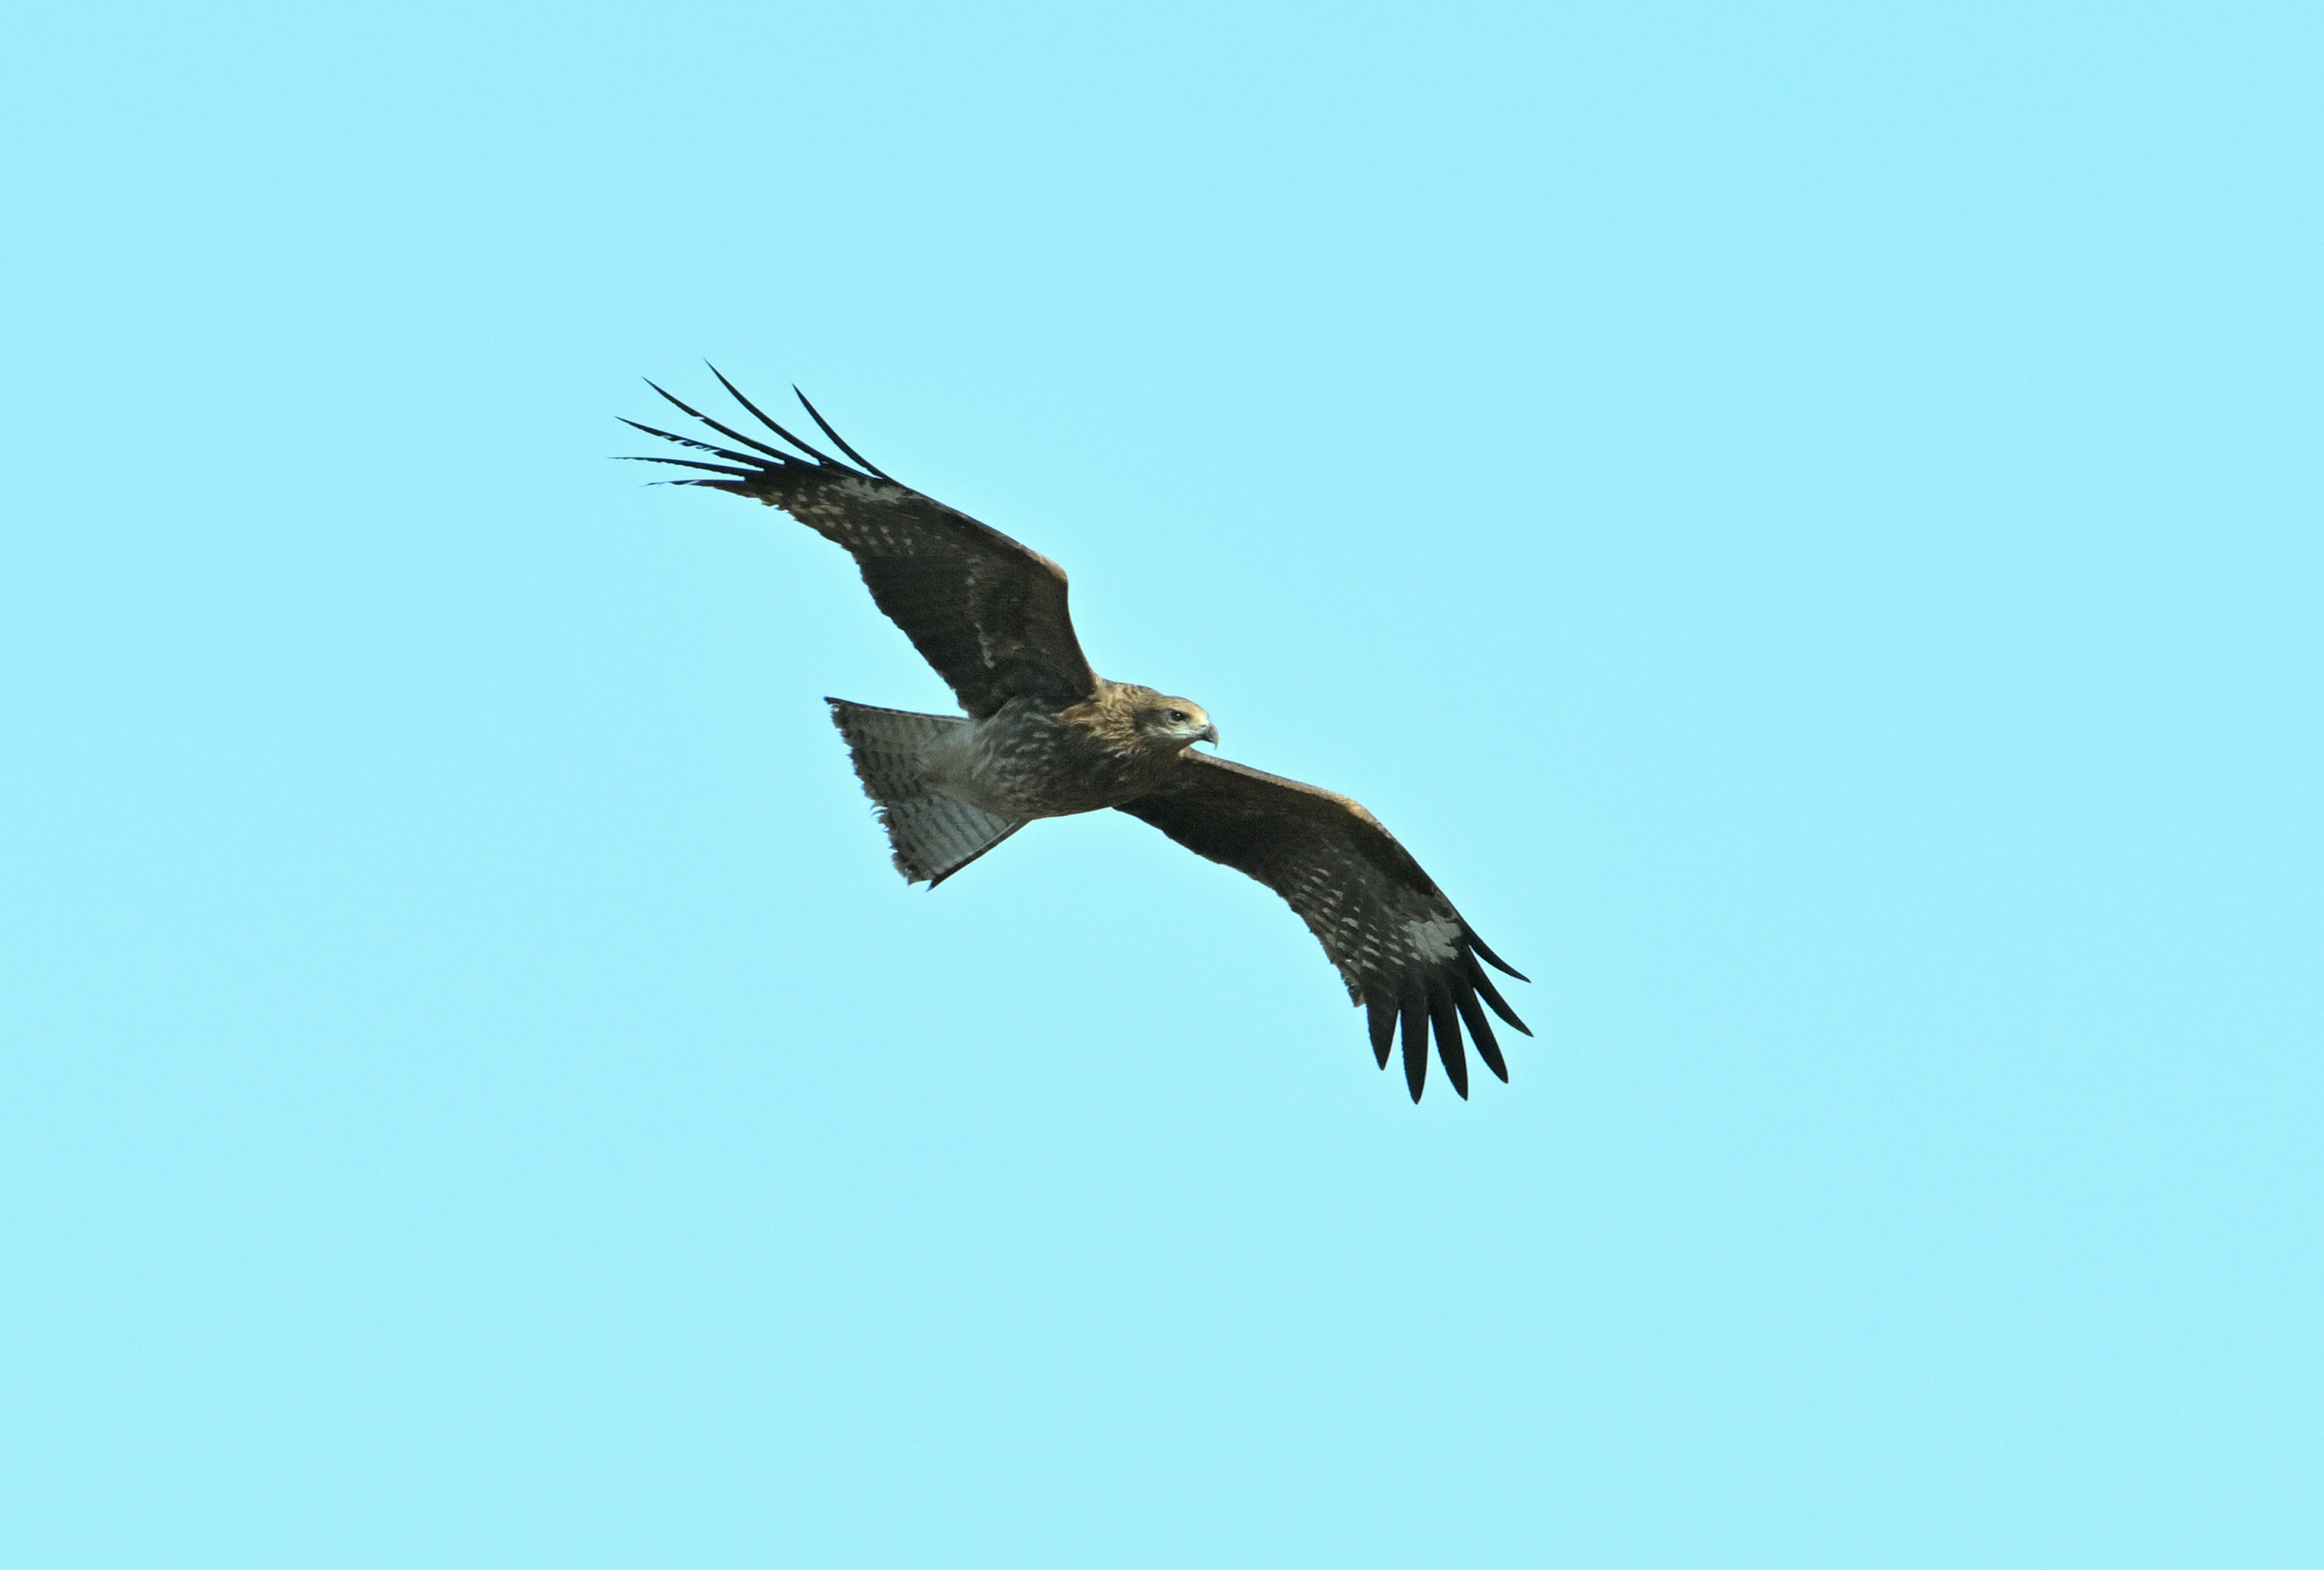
[{"x1": 623, "y1": 373, "x2": 1531, "y2": 1100}]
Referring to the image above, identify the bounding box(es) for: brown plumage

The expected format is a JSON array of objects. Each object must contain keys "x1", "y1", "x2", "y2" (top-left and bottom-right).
[{"x1": 623, "y1": 372, "x2": 1531, "y2": 1100}]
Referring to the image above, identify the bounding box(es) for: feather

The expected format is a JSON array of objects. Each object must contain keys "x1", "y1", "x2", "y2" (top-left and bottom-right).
[
  {"x1": 1469, "y1": 928, "x2": 1529, "y2": 982},
  {"x1": 793, "y1": 385, "x2": 895, "y2": 480},
  {"x1": 645, "y1": 378, "x2": 803, "y2": 466},
  {"x1": 614, "y1": 455, "x2": 760, "y2": 478},
  {"x1": 703, "y1": 363, "x2": 842, "y2": 467},
  {"x1": 1399, "y1": 993, "x2": 1430, "y2": 1102},
  {"x1": 1454, "y1": 988, "x2": 1507, "y2": 1082},
  {"x1": 1429, "y1": 985, "x2": 1469, "y2": 1099},
  {"x1": 618, "y1": 417, "x2": 771, "y2": 468},
  {"x1": 1368, "y1": 994, "x2": 1398, "y2": 1069},
  {"x1": 1466, "y1": 951, "x2": 1532, "y2": 1036}
]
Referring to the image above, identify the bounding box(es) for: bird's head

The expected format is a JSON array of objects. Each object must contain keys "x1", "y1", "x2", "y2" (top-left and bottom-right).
[{"x1": 1135, "y1": 695, "x2": 1218, "y2": 752}]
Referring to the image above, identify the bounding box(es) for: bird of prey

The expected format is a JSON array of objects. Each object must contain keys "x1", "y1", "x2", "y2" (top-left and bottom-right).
[{"x1": 622, "y1": 372, "x2": 1531, "y2": 1100}]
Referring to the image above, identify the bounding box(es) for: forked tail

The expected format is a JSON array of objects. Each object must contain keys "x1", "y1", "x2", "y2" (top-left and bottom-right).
[{"x1": 825, "y1": 699, "x2": 1024, "y2": 886}]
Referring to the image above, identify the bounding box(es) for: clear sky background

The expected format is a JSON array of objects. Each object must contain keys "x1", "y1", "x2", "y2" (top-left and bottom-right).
[{"x1": 4, "y1": 2, "x2": 2318, "y2": 1565}]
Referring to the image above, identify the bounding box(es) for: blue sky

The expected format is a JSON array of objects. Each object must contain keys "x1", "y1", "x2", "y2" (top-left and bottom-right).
[{"x1": 4, "y1": 2, "x2": 2318, "y2": 1564}]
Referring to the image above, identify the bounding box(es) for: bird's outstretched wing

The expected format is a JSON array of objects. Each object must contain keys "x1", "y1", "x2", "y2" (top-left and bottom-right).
[
  {"x1": 623, "y1": 372, "x2": 1097, "y2": 718},
  {"x1": 1116, "y1": 752, "x2": 1530, "y2": 1101}
]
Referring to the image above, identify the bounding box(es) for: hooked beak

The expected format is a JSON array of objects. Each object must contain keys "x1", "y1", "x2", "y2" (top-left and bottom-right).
[{"x1": 1198, "y1": 723, "x2": 1219, "y2": 747}]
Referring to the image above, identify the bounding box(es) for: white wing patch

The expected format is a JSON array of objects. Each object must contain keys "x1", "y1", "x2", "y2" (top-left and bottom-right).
[{"x1": 1403, "y1": 915, "x2": 1463, "y2": 964}]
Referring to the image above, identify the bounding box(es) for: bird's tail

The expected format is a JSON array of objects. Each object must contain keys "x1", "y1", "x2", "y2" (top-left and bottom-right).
[{"x1": 825, "y1": 699, "x2": 1025, "y2": 887}]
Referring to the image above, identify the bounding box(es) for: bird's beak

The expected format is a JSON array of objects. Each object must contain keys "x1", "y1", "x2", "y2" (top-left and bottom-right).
[{"x1": 1198, "y1": 723, "x2": 1219, "y2": 747}]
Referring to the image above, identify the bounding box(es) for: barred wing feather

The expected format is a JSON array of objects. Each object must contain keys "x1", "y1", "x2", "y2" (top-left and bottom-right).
[
  {"x1": 1115, "y1": 752, "x2": 1529, "y2": 1101},
  {"x1": 622, "y1": 372, "x2": 1097, "y2": 718}
]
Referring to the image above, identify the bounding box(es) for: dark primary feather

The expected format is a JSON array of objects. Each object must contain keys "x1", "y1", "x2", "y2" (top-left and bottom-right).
[
  {"x1": 1430, "y1": 988, "x2": 1468, "y2": 1100},
  {"x1": 703, "y1": 364, "x2": 842, "y2": 466},
  {"x1": 1115, "y1": 752, "x2": 1529, "y2": 1102},
  {"x1": 1453, "y1": 988, "x2": 1506, "y2": 1082},
  {"x1": 623, "y1": 375, "x2": 1098, "y2": 717},
  {"x1": 791, "y1": 384, "x2": 895, "y2": 479},
  {"x1": 644, "y1": 379, "x2": 804, "y2": 465},
  {"x1": 1400, "y1": 994, "x2": 1430, "y2": 1102},
  {"x1": 617, "y1": 418, "x2": 767, "y2": 470},
  {"x1": 1367, "y1": 995, "x2": 1397, "y2": 1068}
]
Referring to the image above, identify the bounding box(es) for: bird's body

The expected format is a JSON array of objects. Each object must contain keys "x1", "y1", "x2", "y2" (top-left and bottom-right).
[
  {"x1": 933, "y1": 686, "x2": 1215, "y2": 822},
  {"x1": 625, "y1": 372, "x2": 1531, "y2": 1100}
]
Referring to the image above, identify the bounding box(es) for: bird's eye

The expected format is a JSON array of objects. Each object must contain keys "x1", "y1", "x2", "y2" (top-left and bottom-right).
[{"x1": 1166, "y1": 709, "x2": 1187, "y2": 723}]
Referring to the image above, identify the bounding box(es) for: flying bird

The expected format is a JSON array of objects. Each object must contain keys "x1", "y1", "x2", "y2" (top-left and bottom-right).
[{"x1": 622, "y1": 372, "x2": 1531, "y2": 1100}]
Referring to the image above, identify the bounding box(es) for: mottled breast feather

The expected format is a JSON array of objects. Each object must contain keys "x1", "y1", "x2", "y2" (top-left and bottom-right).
[
  {"x1": 621, "y1": 374, "x2": 1097, "y2": 718},
  {"x1": 1115, "y1": 752, "x2": 1530, "y2": 1102}
]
